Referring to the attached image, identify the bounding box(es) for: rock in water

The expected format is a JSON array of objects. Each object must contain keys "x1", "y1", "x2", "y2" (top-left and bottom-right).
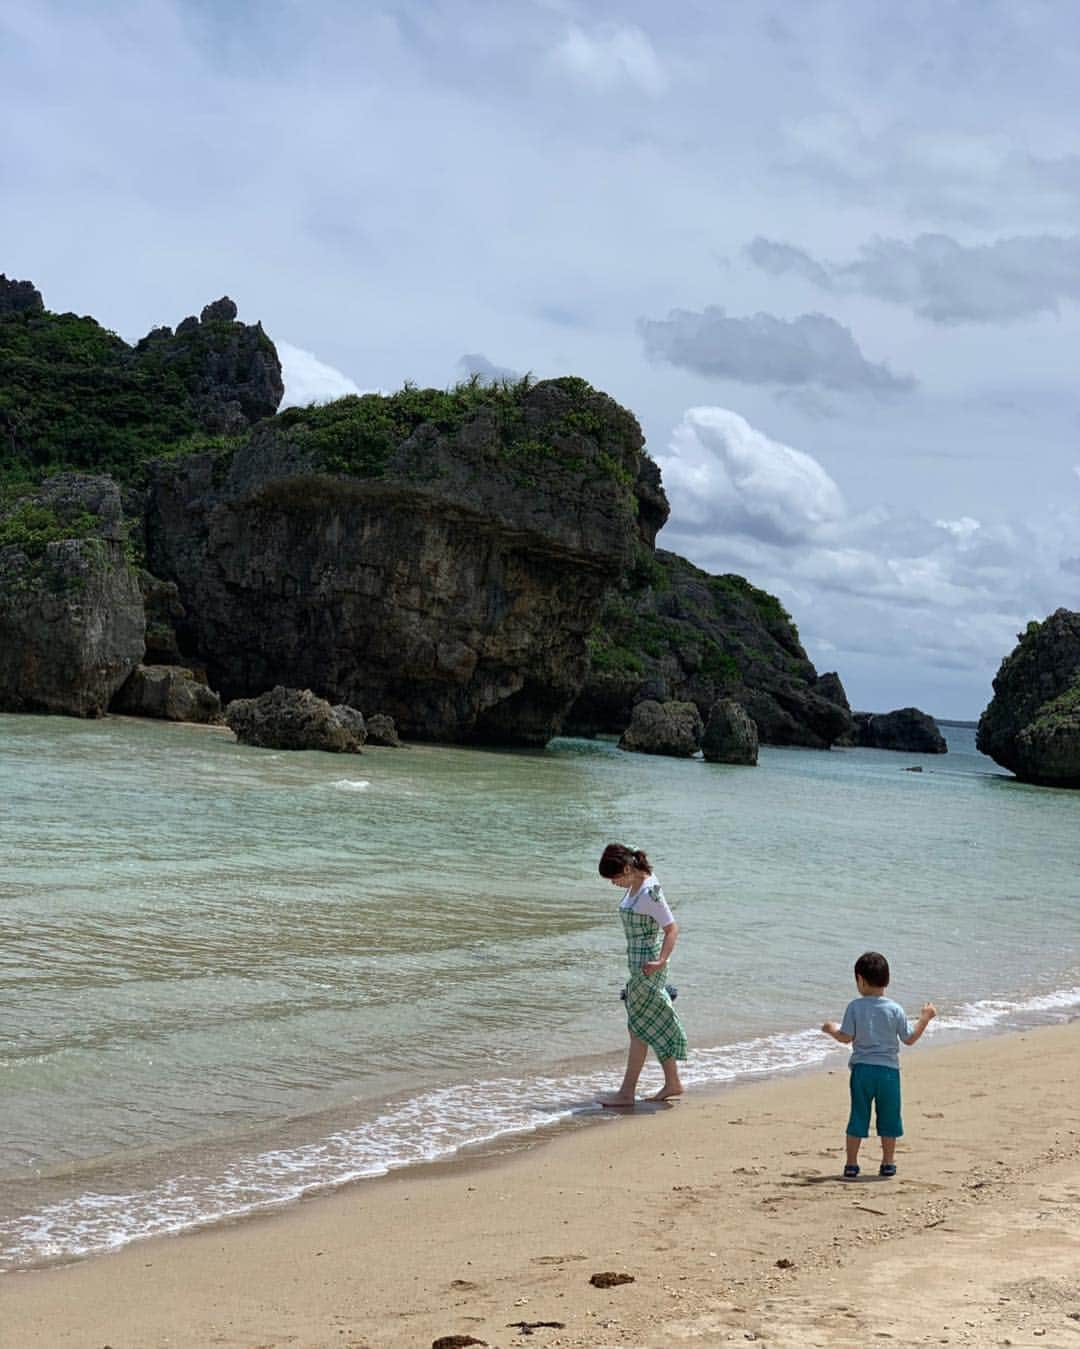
[
  {"x1": 618, "y1": 699, "x2": 703, "y2": 757},
  {"x1": 364, "y1": 713, "x2": 403, "y2": 747},
  {"x1": 977, "y1": 609, "x2": 1080, "y2": 786},
  {"x1": 111, "y1": 665, "x2": 222, "y2": 723},
  {"x1": 852, "y1": 708, "x2": 947, "y2": 753},
  {"x1": 0, "y1": 475, "x2": 145, "y2": 716},
  {"x1": 701, "y1": 698, "x2": 759, "y2": 764},
  {"x1": 225, "y1": 685, "x2": 363, "y2": 752},
  {"x1": 331, "y1": 704, "x2": 368, "y2": 745}
]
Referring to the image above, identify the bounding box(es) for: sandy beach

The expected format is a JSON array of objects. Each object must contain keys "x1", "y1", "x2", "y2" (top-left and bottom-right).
[{"x1": 6, "y1": 1022, "x2": 1080, "y2": 1348}]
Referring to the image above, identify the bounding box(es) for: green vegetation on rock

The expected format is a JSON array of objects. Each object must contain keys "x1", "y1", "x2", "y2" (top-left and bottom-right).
[
  {"x1": 709, "y1": 573, "x2": 797, "y2": 635},
  {"x1": 0, "y1": 500, "x2": 101, "y2": 556},
  {"x1": 1029, "y1": 672, "x2": 1080, "y2": 730},
  {"x1": 0, "y1": 303, "x2": 279, "y2": 490},
  {"x1": 275, "y1": 374, "x2": 640, "y2": 484},
  {"x1": 0, "y1": 309, "x2": 200, "y2": 481}
]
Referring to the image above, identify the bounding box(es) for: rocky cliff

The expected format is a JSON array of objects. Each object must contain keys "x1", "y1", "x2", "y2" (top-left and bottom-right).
[
  {"x1": 565, "y1": 549, "x2": 854, "y2": 748},
  {"x1": 0, "y1": 475, "x2": 145, "y2": 715},
  {"x1": 1, "y1": 275, "x2": 861, "y2": 749},
  {"x1": 977, "y1": 610, "x2": 1080, "y2": 786},
  {"x1": 0, "y1": 277, "x2": 281, "y2": 482},
  {"x1": 144, "y1": 377, "x2": 656, "y2": 745}
]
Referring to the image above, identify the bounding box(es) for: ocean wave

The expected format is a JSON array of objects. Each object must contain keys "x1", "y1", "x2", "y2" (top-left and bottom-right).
[
  {"x1": 937, "y1": 985, "x2": 1080, "y2": 1032},
  {"x1": 328, "y1": 779, "x2": 371, "y2": 792}
]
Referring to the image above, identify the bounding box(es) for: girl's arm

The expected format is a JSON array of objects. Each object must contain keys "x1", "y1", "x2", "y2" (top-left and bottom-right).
[{"x1": 642, "y1": 920, "x2": 678, "y2": 974}]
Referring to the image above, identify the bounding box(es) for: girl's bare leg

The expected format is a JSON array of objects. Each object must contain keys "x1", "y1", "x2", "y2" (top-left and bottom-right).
[
  {"x1": 648, "y1": 1057, "x2": 684, "y2": 1101},
  {"x1": 600, "y1": 1034, "x2": 648, "y2": 1106}
]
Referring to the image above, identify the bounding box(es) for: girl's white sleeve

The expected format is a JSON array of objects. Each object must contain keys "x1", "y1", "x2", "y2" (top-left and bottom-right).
[{"x1": 638, "y1": 884, "x2": 674, "y2": 927}]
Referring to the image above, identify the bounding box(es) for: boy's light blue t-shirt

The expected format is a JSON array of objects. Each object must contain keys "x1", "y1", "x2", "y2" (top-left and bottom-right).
[{"x1": 840, "y1": 995, "x2": 912, "y2": 1068}]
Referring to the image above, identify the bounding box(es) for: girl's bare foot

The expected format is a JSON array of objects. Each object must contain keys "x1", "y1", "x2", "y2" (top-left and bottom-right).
[
  {"x1": 648, "y1": 1083, "x2": 684, "y2": 1101},
  {"x1": 599, "y1": 1093, "x2": 638, "y2": 1108}
]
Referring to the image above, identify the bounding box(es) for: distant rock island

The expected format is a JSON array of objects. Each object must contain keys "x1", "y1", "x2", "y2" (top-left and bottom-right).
[
  {"x1": 977, "y1": 609, "x2": 1080, "y2": 786},
  {"x1": 848, "y1": 707, "x2": 947, "y2": 754},
  {"x1": 0, "y1": 274, "x2": 859, "y2": 750}
]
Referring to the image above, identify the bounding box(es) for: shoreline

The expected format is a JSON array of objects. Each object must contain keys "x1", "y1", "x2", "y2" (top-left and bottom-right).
[
  {"x1": 7, "y1": 1021, "x2": 1080, "y2": 1347},
  {"x1": 4, "y1": 998, "x2": 1074, "y2": 1279},
  {"x1": 3, "y1": 998, "x2": 1077, "y2": 1276}
]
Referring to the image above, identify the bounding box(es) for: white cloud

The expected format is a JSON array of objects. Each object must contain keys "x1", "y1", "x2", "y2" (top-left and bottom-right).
[
  {"x1": 277, "y1": 342, "x2": 367, "y2": 409},
  {"x1": 935, "y1": 516, "x2": 981, "y2": 540},
  {"x1": 552, "y1": 23, "x2": 667, "y2": 95},
  {"x1": 458, "y1": 352, "x2": 522, "y2": 384},
  {"x1": 657, "y1": 407, "x2": 845, "y2": 544},
  {"x1": 656, "y1": 404, "x2": 1080, "y2": 711}
]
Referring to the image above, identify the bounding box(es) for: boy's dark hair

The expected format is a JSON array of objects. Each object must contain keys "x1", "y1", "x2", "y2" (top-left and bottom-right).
[{"x1": 854, "y1": 951, "x2": 890, "y2": 988}]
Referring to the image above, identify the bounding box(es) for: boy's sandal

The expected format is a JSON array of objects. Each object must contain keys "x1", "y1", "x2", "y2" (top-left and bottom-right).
[
  {"x1": 842, "y1": 1164, "x2": 860, "y2": 1180},
  {"x1": 878, "y1": 1163, "x2": 897, "y2": 1178}
]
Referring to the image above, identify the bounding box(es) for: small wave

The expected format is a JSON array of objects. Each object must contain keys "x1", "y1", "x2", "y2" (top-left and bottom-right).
[
  {"x1": 937, "y1": 985, "x2": 1080, "y2": 1032},
  {"x1": 328, "y1": 780, "x2": 371, "y2": 792}
]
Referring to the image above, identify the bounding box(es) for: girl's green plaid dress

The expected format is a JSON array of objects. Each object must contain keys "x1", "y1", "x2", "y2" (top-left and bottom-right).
[{"x1": 621, "y1": 888, "x2": 687, "y2": 1062}]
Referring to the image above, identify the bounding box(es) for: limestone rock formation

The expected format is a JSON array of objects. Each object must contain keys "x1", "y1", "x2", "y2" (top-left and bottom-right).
[
  {"x1": 331, "y1": 704, "x2": 368, "y2": 745},
  {"x1": 145, "y1": 377, "x2": 657, "y2": 746},
  {"x1": 813, "y1": 671, "x2": 851, "y2": 714},
  {"x1": 568, "y1": 550, "x2": 854, "y2": 749},
  {"x1": 852, "y1": 708, "x2": 947, "y2": 754},
  {"x1": 365, "y1": 713, "x2": 403, "y2": 747},
  {"x1": 0, "y1": 281, "x2": 283, "y2": 481},
  {"x1": 701, "y1": 698, "x2": 759, "y2": 765},
  {"x1": 225, "y1": 685, "x2": 363, "y2": 752},
  {"x1": 111, "y1": 664, "x2": 223, "y2": 723},
  {"x1": 0, "y1": 274, "x2": 44, "y2": 316},
  {"x1": 135, "y1": 296, "x2": 283, "y2": 435},
  {"x1": 618, "y1": 699, "x2": 703, "y2": 757},
  {"x1": 138, "y1": 571, "x2": 187, "y2": 665},
  {"x1": 977, "y1": 610, "x2": 1080, "y2": 786},
  {"x1": 0, "y1": 475, "x2": 144, "y2": 715}
]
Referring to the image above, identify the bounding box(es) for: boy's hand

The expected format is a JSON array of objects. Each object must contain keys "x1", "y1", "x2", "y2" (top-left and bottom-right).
[
  {"x1": 821, "y1": 1020, "x2": 838, "y2": 1035},
  {"x1": 920, "y1": 1002, "x2": 937, "y2": 1021}
]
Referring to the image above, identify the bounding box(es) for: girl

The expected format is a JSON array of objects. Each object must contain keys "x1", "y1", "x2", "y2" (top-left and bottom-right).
[{"x1": 597, "y1": 842, "x2": 687, "y2": 1106}]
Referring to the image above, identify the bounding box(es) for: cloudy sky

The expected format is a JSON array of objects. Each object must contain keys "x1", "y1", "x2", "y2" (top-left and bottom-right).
[{"x1": 4, "y1": 0, "x2": 1080, "y2": 718}]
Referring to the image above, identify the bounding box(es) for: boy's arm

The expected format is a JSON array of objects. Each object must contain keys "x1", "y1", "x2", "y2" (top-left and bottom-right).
[
  {"x1": 822, "y1": 998, "x2": 856, "y2": 1043},
  {"x1": 902, "y1": 1002, "x2": 937, "y2": 1046},
  {"x1": 821, "y1": 1020, "x2": 854, "y2": 1044}
]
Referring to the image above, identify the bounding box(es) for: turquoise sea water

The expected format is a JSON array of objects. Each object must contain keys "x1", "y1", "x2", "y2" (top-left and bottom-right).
[{"x1": 2, "y1": 714, "x2": 1079, "y2": 1270}]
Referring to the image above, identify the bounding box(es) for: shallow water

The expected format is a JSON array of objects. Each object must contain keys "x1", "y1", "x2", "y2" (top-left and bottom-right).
[{"x1": 2, "y1": 714, "x2": 1078, "y2": 1268}]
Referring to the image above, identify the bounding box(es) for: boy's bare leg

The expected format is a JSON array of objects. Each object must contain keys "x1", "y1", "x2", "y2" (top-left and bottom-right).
[
  {"x1": 881, "y1": 1136, "x2": 897, "y2": 1165},
  {"x1": 845, "y1": 1135, "x2": 862, "y2": 1166},
  {"x1": 648, "y1": 1057, "x2": 684, "y2": 1101},
  {"x1": 600, "y1": 1034, "x2": 648, "y2": 1106}
]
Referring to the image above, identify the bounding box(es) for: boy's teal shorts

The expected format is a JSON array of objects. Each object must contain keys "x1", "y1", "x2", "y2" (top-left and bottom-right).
[{"x1": 846, "y1": 1063, "x2": 903, "y2": 1138}]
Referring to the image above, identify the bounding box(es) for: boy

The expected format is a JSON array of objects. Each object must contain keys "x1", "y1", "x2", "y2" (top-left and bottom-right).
[{"x1": 821, "y1": 951, "x2": 936, "y2": 1179}]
